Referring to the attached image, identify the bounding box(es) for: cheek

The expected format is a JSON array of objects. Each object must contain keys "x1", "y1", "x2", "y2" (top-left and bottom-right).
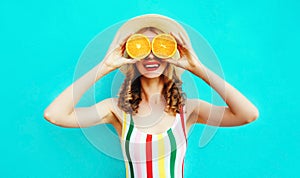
[
  {"x1": 135, "y1": 62, "x2": 144, "y2": 72},
  {"x1": 160, "y1": 62, "x2": 168, "y2": 69}
]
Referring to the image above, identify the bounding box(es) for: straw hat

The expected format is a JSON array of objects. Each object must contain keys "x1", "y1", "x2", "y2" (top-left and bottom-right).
[{"x1": 108, "y1": 14, "x2": 192, "y2": 77}]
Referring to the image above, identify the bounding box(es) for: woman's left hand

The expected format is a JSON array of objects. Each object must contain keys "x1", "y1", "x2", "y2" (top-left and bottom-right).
[{"x1": 165, "y1": 32, "x2": 202, "y2": 71}]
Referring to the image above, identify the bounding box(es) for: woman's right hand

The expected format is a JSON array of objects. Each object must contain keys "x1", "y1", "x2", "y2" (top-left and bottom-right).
[{"x1": 102, "y1": 35, "x2": 139, "y2": 71}]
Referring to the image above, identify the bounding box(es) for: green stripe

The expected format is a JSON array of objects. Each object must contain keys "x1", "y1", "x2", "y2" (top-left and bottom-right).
[
  {"x1": 168, "y1": 129, "x2": 177, "y2": 178},
  {"x1": 125, "y1": 114, "x2": 134, "y2": 178}
]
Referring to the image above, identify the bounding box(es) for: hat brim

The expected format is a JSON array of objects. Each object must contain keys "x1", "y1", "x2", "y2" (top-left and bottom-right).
[{"x1": 109, "y1": 14, "x2": 190, "y2": 77}]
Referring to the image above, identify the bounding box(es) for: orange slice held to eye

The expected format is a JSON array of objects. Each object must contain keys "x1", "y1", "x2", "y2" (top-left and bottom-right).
[
  {"x1": 152, "y1": 34, "x2": 178, "y2": 59},
  {"x1": 125, "y1": 34, "x2": 151, "y2": 60}
]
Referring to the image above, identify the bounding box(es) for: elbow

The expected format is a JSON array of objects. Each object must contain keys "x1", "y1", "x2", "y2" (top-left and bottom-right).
[
  {"x1": 44, "y1": 111, "x2": 62, "y2": 126},
  {"x1": 244, "y1": 108, "x2": 259, "y2": 124},
  {"x1": 43, "y1": 111, "x2": 56, "y2": 124},
  {"x1": 44, "y1": 111, "x2": 73, "y2": 128}
]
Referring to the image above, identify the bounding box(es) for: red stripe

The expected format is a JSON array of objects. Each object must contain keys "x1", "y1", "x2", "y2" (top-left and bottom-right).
[
  {"x1": 180, "y1": 105, "x2": 187, "y2": 177},
  {"x1": 182, "y1": 159, "x2": 184, "y2": 177},
  {"x1": 180, "y1": 105, "x2": 187, "y2": 139},
  {"x1": 146, "y1": 134, "x2": 153, "y2": 178}
]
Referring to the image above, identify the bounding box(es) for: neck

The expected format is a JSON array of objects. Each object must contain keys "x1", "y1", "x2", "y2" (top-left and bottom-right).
[{"x1": 140, "y1": 76, "x2": 164, "y2": 104}]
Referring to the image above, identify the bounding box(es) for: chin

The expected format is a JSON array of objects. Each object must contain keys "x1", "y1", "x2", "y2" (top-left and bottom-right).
[{"x1": 141, "y1": 72, "x2": 163, "y2": 79}]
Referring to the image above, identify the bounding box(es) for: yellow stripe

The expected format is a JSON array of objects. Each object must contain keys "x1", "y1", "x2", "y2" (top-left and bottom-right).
[
  {"x1": 125, "y1": 163, "x2": 129, "y2": 178},
  {"x1": 157, "y1": 134, "x2": 166, "y2": 177},
  {"x1": 121, "y1": 112, "x2": 127, "y2": 139},
  {"x1": 122, "y1": 112, "x2": 129, "y2": 178}
]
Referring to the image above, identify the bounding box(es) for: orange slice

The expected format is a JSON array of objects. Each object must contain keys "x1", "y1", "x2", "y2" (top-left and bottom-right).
[
  {"x1": 152, "y1": 34, "x2": 177, "y2": 59},
  {"x1": 172, "y1": 49, "x2": 180, "y2": 60},
  {"x1": 125, "y1": 34, "x2": 151, "y2": 60}
]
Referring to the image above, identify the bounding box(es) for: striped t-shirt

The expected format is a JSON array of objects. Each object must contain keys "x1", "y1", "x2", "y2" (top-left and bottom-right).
[{"x1": 120, "y1": 105, "x2": 188, "y2": 178}]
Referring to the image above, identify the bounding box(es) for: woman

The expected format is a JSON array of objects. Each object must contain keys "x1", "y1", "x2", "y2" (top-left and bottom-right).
[{"x1": 44, "y1": 14, "x2": 259, "y2": 178}]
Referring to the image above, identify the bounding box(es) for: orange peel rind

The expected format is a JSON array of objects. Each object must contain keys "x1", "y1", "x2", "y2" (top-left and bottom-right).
[
  {"x1": 125, "y1": 34, "x2": 151, "y2": 60},
  {"x1": 152, "y1": 34, "x2": 177, "y2": 59}
]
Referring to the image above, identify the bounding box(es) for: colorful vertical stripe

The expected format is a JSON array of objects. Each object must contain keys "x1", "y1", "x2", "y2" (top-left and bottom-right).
[
  {"x1": 179, "y1": 105, "x2": 187, "y2": 178},
  {"x1": 121, "y1": 112, "x2": 130, "y2": 178},
  {"x1": 121, "y1": 107, "x2": 187, "y2": 178},
  {"x1": 157, "y1": 134, "x2": 166, "y2": 178},
  {"x1": 167, "y1": 129, "x2": 177, "y2": 178},
  {"x1": 146, "y1": 134, "x2": 153, "y2": 178},
  {"x1": 125, "y1": 113, "x2": 134, "y2": 178},
  {"x1": 180, "y1": 105, "x2": 187, "y2": 139},
  {"x1": 134, "y1": 131, "x2": 143, "y2": 178}
]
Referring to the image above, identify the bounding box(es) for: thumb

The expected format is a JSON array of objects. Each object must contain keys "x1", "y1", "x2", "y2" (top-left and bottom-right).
[
  {"x1": 125, "y1": 58, "x2": 139, "y2": 64},
  {"x1": 165, "y1": 58, "x2": 178, "y2": 65}
]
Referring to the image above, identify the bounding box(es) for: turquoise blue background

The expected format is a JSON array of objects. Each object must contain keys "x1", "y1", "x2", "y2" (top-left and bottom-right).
[{"x1": 1, "y1": 0, "x2": 299, "y2": 177}]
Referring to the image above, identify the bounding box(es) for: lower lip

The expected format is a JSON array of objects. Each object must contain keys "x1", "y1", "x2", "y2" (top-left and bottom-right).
[{"x1": 144, "y1": 65, "x2": 160, "y2": 71}]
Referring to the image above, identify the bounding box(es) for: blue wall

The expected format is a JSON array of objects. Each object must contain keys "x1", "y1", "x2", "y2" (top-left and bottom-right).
[{"x1": 1, "y1": 0, "x2": 299, "y2": 177}]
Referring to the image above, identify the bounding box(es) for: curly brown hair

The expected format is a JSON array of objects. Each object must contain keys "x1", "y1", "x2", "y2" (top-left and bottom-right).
[
  {"x1": 117, "y1": 27, "x2": 186, "y2": 116},
  {"x1": 117, "y1": 63, "x2": 186, "y2": 116}
]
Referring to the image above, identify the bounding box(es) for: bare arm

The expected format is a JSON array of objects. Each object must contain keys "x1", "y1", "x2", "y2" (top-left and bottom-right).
[
  {"x1": 44, "y1": 37, "x2": 138, "y2": 128},
  {"x1": 43, "y1": 61, "x2": 115, "y2": 128},
  {"x1": 168, "y1": 32, "x2": 259, "y2": 127},
  {"x1": 187, "y1": 63, "x2": 259, "y2": 127}
]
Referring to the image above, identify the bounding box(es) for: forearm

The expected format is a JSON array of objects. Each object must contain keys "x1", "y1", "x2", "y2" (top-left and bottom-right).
[
  {"x1": 189, "y1": 62, "x2": 259, "y2": 120},
  {"x1": 44, "y1": 60, "x2": 114, "y2": 119}
]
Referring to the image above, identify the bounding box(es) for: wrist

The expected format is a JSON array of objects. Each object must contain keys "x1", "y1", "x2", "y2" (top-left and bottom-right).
[
  {"x1": 97, "y1": 61, "x2": 115, "y2": 76},
  {"x1": 187, "y1": 61, "x2": 206, "y2": 77}
]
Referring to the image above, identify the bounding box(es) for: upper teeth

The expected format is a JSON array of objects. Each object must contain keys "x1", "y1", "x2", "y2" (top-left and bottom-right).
[{"x1": 145, "y1": 64, "x2": 159, "y2": 68}]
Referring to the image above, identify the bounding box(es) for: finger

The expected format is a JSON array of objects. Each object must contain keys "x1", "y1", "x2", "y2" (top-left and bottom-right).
[
  {"x1": 106, "y1": 47, "x2": 118, "y2": 58},
  {"x1": 178, "y1": 32, "x2": 185, "y2": 46},
  {"x1": 119, "y1": 33, "x2": 133, "y2": 47},
  {"x1": 179, "y1": 32, "x2": 193, "y2": 50},
  {"x1": 170, "y1": 32, "x2": 184, "y2": 46},
  {"x1": 131, "y1": 58, "x2": 140, "y2": 63},
  {"x1": 124, "y1": 33, "x2": 134, "y2": 44}
]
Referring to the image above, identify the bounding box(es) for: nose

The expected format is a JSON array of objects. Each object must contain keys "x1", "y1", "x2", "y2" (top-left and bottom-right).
[
  {"x1": 148, "y1": 52, "x2": 155, "y2": 58},
  {"x1": 145, "y1": 52, "x2": 156, "y2": 60}
]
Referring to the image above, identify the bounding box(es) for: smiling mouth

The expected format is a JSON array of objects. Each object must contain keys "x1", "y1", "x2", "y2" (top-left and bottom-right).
[{"x1": 143, "y1": 63, "x2": 161, "y2": 71}]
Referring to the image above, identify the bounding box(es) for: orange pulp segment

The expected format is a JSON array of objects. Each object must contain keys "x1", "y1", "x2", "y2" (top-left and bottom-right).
[
  {"x1": 152, "y1": 34, "x2": 177, "y2": 59},
  {"x1": 125, "y1": 34, "x2": 151, "y2": 60}
]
